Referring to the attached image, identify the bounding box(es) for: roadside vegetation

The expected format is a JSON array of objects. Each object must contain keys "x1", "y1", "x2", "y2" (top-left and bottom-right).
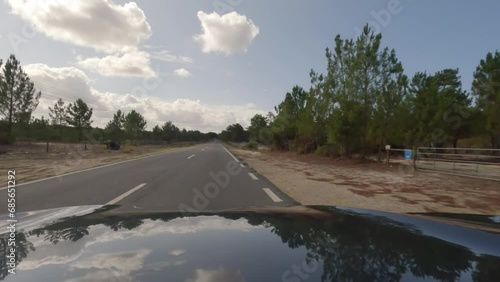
[
  {"x1": 0, "y1": 55, "x2": 217, "y2": 149},
  {"x1": 0, "y1": 54, "x2": 212, "y2": 180},
  {"x1": 219, "y1": 25, "x2": 500, "y2": 160}
]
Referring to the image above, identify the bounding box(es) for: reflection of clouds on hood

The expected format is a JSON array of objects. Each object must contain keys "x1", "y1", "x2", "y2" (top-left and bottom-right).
[
  {"x1": 65, "y1": 270, "x2": 132, "y2": 282},
  {"x1": 187, "y1": 267, "x2": 246, "y2": 282},
  {"x1": 85, "y1": 216, "x2": 260, "y2": 247},
  {"x1": 66, "y1": 249, "x2": 151, "y2": 282},
  {"x1": 141, "y1": 259, "x2": 187, "y2": 272},
  {"x1": 18, "y1": 234, "x2": 87, "y2": 270},
  {"x1": 187, "y1": 267, "x2": 245, "y2": 282},
  {"x1": 169, "y1": 249, "x2": 186, "y2": 256},
  {"x1": 490, "y1": 216, "x2": 500, "y2": 223},
  {"x1": 70, "y1": 249, "x2": 151, "y2": 271},
  {"x1": 159, "y1": 216, "x2": 259, "y2": 234},
  {"x1": 18, "y1": 249, "x2": 83, "y2": 271},
  {"x1": 18, "y1": 216, "x2": 260, "y2": 271}
]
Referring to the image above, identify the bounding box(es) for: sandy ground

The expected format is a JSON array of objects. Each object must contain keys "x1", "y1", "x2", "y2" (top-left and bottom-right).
[
  {"x1": 229, "y1": 146, "x2": 500, "y2": 215},
  {"x1": 0, "y1": 142, "x2": 190, "y2": 184}
]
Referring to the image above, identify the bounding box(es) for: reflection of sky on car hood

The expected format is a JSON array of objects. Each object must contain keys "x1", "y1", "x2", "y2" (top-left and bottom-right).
[
  {"x1": 13, "y1": 215, "x2": 314, "y2": 282},
  {"x1": 19, "y1": 216, "x2": 260, "y2": 271},
  {"x1": 491, "y1": 216, "x2": 500, "y2": 223},
  {"x1": 336, "y1": 207, "x2": 500, "y2": 257}
]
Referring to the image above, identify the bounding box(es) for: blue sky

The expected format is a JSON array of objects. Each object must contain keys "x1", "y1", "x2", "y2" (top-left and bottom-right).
[{"x1": 0, "y1": 0, "x2": 499, "y2": 131}]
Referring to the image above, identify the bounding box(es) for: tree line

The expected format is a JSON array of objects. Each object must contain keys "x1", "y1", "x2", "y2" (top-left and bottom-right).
[
  {"x1": 221, "y1": 25, "x2": 500, "y2": 159},
  {"x1": 0, "y1": 54, "x2": 217, "y2": 145}
]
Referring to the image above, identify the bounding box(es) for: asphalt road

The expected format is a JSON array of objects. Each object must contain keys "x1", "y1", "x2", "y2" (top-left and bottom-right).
[{"x1": 1, "y1": 141, "x2": 297, "y2": 213}]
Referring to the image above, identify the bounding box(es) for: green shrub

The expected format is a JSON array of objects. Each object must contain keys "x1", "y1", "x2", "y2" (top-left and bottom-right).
[
  {"x1": 243, "y1": 141, "x2": 258, "y2": 150},
  {"x1": 315, "y1": 144, "x2": 339, "y2": 157}
]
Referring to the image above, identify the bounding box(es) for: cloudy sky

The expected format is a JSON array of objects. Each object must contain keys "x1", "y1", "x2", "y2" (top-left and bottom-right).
[{"x1": 1, "y1": 0, "x2": 499, "y2": 131}]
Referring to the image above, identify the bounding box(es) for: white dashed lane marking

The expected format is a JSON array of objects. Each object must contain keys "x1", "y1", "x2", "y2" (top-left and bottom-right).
[
  {"x1": 263, "y1": 188, "x2": 283, "y2": 202},
  {"x1": 106, "y1": 183, "x2": 147, "y2": 205},
  {"x1": 248, "y1": 173, "x2": 258, "y2": 180}
]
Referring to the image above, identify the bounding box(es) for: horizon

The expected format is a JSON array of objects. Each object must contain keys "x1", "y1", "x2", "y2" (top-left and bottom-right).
[{"x1": 1, "y1": 0, "x2": 499, "y2": 131}]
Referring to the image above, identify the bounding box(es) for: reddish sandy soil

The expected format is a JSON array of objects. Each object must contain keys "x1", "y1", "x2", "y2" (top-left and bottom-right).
[{"x1": 229, "y1": 147, "x2": 500, "y2": 215}]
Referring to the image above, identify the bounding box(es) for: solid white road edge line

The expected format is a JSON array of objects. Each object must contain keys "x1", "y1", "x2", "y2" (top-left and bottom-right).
[
  {"x1": 188, "y1": 154, "x2": 195, "y2": 159},
  {"x1": 106, "y1": 183, "x2": 147, "y2": 205},
  {"x1": 0, "y1": 148, "x2": 189, "y2": 191},
  {"x1": 263, "y1": 188, "x2": 283, "y2": 202},
  {"x1": 248, "y1": 173, "x2": 258, "y2": 180},
  {"x1": 222, "y1": 145, "x2": 239, "y2": 162},
  {"x1": 240, "y1": 164, "x2": 245, "y2": 168}
]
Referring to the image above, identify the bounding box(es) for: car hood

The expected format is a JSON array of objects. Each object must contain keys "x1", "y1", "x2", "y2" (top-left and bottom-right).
[{"x1": 1, "y1": 205, "x2": 500, "y2": 282}]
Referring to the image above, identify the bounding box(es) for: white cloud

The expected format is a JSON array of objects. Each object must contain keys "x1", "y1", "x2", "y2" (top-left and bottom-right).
[
  {"x1": 23, "y1": 64, "x2": 108, "y2": 113},
  {"x1": 5, "y1": 0, "x2": 151, "y2": 53},
  {"x1": 147, "y1": 49, "x2": 193, "y2": 64},
  {"x1": 187, "y1": 267, "x2": 246, "y2": 282},
  {"x1": 194, "y1": 11, "x2": 260, "y2": 55},
  {"x1": 174, "y1": 68, "x2": 192, "y2": 78},
  {"x1": 152, "y1": 51, "x2": 193, "y2": 63},
  {"x1": 24, "y1": 64, "x2": 266, "y2": 132},
  {"x1": 77, "y1": 49, "x2": 156, "y2": 78}
]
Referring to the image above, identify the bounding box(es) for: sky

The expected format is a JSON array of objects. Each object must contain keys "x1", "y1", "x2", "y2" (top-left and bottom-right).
[{"x1": 0, "y1": 0, "x2": 499, "y2": 132}]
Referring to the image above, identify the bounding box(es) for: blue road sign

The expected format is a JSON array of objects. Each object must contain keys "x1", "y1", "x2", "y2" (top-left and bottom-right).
[{"x1": 404, "y1": 149, "x2": 412, "y2": 160}]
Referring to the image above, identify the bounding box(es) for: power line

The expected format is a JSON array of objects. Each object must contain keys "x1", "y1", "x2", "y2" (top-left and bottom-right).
[
  {"x1": 38, "y1": 88, "x2": 115, "y2": 112},
  {"x1": 32, "y1": 80, "x2": 115, "y2": 112},
  {"x1": 34, "y1": 82, "x2": 86, "y2": 100}
]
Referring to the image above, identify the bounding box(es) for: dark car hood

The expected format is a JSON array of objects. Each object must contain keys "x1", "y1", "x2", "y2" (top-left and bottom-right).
[{"x1": 1, "y1": 205, "x2": 500, "y2": 282}]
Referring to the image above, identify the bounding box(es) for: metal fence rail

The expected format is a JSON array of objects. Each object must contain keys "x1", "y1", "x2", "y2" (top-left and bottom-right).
[{"x1": 416, "y1": 147, "x2": 500, "y2": 181}]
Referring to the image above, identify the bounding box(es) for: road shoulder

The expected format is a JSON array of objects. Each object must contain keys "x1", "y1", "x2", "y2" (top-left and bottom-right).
[{"x1": 227, "y1": 146, "x2": 500, "y2": 215}]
